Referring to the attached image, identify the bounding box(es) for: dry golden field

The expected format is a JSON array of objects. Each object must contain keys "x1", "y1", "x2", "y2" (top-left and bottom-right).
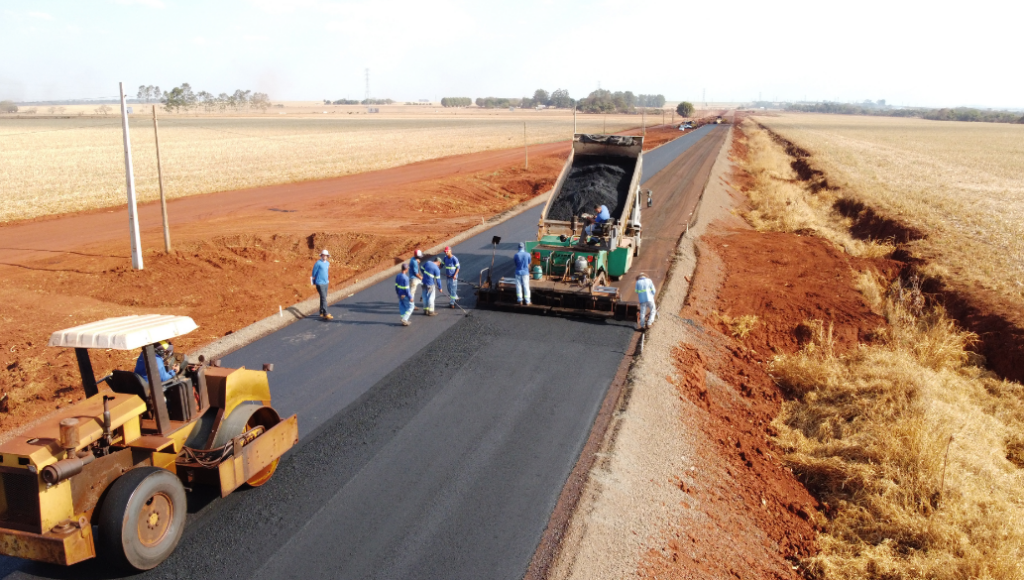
[
  {"x1": 734, "y1": 119, "x2": 1024, "y2": 579},
  {"x1": 0, "y1": 109, "x2": 655, "y2": 223},
  {"x1": 757, "y1": 113, "x2": 1024, "y2": 305}
]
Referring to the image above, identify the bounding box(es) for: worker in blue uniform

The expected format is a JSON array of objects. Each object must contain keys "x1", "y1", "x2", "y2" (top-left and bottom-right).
[
  {"x1": 442, "y1": 246, "x2": 460, "y2": 308},
  {"x1": 585, "y1": 204, "x2": 611, "y2": 238},
  {"x1": 408, "y1": 250, "x2": 424, "y2": 308},
  {"x1": 396, "y1": 263, "x2": 413, "y2": 326},
  {"x1": 513, "y1": 242, "x2": 532, "y2": 305},
  {"x1": 635, "y1": 272, "x2": 657, "y2": 330},
  {"x1": 311, "y1": 249, "x2": 333, "y2": 320},
  {"x1": 135, "y1": 341, "x2": 178, "y2": 383},
  {"x1": 421, "y1": 256, "x2": 442, "y2": 315}
]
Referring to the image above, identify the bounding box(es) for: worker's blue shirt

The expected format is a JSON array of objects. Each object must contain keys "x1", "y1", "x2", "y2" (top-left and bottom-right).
[
  {"x1": 395, "y1": 272, "x2": 411, "y2": 299},
  {"x1": 311, "y1": 259, "x2": 330, "y2": 285},
  {"x1": 513, "y1": 250, "x2": 531, "y2": 276},
  {"x1": 135, "y1": 352, "x2": 173, "y2": 383},
  {"x1": 595, "y1": 205, "x2": 610, "y2": 224},
  {"x1": 422, "y1": 261, "x2": 441, "y2": 287},
  {"x1": 635, "y1": 277, "x2": 656, "y2": 303},
  {"x1": 409, "y1": 257, "x2": 422, "y2": 278},
  {"x1": 443, "y1": 255, "x2": 460, "y2": 279}
]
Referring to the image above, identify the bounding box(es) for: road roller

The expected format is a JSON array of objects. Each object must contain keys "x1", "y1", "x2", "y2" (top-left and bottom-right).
[{"x1": 0, "y1": 315, "x2": 297, "y2": 570}]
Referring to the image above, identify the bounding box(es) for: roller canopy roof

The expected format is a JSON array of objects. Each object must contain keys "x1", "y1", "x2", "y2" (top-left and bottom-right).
[{"x1": 48, "y1": 315, "x2": 198, "y2": 350}]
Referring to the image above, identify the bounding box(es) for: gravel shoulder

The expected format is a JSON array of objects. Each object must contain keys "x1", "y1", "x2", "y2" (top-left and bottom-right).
[{"x1": 548, "y1": 125, "x2": 739, "y2": 579}]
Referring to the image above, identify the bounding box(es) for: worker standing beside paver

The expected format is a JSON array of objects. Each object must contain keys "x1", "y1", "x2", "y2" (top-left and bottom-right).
[
  {"x1": 635, "y1": 272, "x2": 656, "y2": 330},
  {"x1": 396, "y1": 263, "x2": 413, "y2": 326},
  {"x1": 421, "y1": 256, "x2": 441, "y2": 316},
  {"x1": 513, "y1": 242, "x2": 532, "y2": 305},
  {"x1": 442, "y1": 246, "x2": 460, "y2": 308},
  {"x1": 311, "y1": 249, "x2": 333, "y2": 320},
  {"x1": 409, "y1": 250, "x2": 424, "y2": 308}
]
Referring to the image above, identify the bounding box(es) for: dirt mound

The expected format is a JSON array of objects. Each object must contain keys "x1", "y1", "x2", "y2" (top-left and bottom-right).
[
  {"x1": 547, "y1": 156, "x2": 636, "y2": 221},
  {"x1": 711, "y1": 230, "x2": 900, "y2": 355}
]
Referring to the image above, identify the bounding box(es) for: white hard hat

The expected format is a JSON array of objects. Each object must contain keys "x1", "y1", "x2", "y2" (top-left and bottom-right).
[
  {"x1": 415, "y1": 249, "x2": 423, "y2": 257},
  {"x1": 321, "y1": 249, "x2": 330, "y2": 256}
]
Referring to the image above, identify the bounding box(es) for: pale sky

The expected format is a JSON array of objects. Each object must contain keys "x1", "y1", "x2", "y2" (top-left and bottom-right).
[{"x1": 1, "y1": 0, "x2": 1021, "y2": 109}]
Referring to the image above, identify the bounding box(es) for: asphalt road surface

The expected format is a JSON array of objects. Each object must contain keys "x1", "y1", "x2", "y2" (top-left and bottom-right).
[{"x1": 0, "y1": 124, "x2": 725, "y2": 580}]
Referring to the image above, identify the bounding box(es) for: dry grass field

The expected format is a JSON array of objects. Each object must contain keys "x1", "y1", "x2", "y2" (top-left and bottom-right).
[
  {"x1": 733, "y1": 119, "x2": 1024, "y2": 579},
  {"x1": 757, "y1": 113, "x2": 1024, "y2": 306},
  {"x1": 0, "y1": 109, "x2": 653, "y2": 223}
]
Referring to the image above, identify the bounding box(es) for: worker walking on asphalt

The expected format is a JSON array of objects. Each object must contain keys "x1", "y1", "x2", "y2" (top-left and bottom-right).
[
  {"x1": 513, "y1": 242, "x2": 532, "y2": 305},
  {"x1": 311, "y1": 249, "x2": 333, "y2": 320},
  {"x1": 396, "y1": 263, "x2": 413, "y2": 326},
  {"x1": 421, "y1": 255, "x2": 441, "y2": 316},
  {"x1": 409, "y1": 250, "x2": 424, "y2": 308},
  {"x1": 635, "y1": 272, "x2": 657, "y2": 330},
  {"x1": 442, "y1": 246, "x2": 460, "y2": 308}
]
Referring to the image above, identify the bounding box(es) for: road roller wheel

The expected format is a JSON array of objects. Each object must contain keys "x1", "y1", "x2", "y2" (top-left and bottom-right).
[
  {"x1": 246, "y1": 457, "x2": 279, "y2": 487},
  {"x1": 243, "y1": 409, "x2": 282, "y2": 487},
  {"x1": 97, "y1": 467, "x2": 187, "y2": 570}
]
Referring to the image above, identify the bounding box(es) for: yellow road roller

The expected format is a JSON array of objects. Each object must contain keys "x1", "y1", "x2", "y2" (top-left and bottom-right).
[{"x1": 0, "y1": 315, "x2": 297, "y2": 570}]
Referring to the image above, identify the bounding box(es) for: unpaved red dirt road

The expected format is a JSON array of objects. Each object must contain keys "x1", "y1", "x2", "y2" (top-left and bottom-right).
[{"x1": 0, "y1": 143, "x2": 570, "y2": 432}]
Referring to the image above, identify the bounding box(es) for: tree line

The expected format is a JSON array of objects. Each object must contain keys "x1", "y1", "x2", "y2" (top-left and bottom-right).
[
  {"x1": 441, "y1": 97, "x2": 472, "y2": 107},
  {"x1": 785, "y1": 101, "x2": 1024, "y2": 124},
  {"x1": 157, "y1": 83, "x2": 271, "y2": 113},
  {"x1": 323, "y1": 98, "x2": 395, "y2": 105}
]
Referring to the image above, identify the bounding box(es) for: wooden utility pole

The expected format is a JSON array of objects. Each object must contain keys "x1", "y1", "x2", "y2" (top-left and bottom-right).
[
  {"x1": 152, "y1": 106, "x2": 171, "y2": 253},
  {"x1": 119, "y1": 82, "x2": 143, "y2": 270},
  {"x1": 524, "y1": 122, "x2": 528, "y2": 170}
]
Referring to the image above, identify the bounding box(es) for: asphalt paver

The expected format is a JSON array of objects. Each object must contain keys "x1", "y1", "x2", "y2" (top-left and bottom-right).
[{"x1": 0, "y1": 124, "x2": 723, "y2": 580}]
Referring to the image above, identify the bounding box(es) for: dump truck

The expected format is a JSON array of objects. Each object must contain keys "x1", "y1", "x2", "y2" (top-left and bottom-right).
[
  {"x1": 476, "y1": 133, "x2": 644, "y2": 319},
  {"x1": 0, "y1": 315, "x2": 297, "y2": 570}
]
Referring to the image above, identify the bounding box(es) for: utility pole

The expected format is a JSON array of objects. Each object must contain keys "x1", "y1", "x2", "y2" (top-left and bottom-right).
[
  {"x1": 523, "y1": 122, "x2": 528, "y2": 170},
  {"x1": 119, "y1": 82, "x2": 143, "y2": 270},
  {"x1": 152, "y1": 106, "x2": 170, "y2": 253},
  {"x1": 642, "y1": 107, "x2": 645, "y2": 136}
]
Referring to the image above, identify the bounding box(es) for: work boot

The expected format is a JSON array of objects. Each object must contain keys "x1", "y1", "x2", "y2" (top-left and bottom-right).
[
  {"x1": 450, "y1": 304, "x2": 455, "y2": 309},
  {"x1": 322, "y1": 313, "x2": 334, "y2": 320},
  {"x1": 401, "y1": 320, "x2": 410, "y2": 326}
]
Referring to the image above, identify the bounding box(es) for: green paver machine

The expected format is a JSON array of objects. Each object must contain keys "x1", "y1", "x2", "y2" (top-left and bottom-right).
[{"x1": 476, "y1": 134, "x2": 644, "y2": 320}]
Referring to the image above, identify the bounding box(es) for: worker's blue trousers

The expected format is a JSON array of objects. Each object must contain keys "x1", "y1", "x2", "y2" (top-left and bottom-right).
[
  {"x1": 399, "y1": 297, "x2": 413, "y2": 322},
  {"x1": 637, "y1": 301, "x2": 657, "y2": 329},
  {"x1": 446, "y1": 277, "x2": 458, "y2": 304},
  {"x1": 515, "y1": 274, "x2": 531, "y2": 304},
  {"x1": 423, "y1": 285, "x2": 436, "y2": 312}
]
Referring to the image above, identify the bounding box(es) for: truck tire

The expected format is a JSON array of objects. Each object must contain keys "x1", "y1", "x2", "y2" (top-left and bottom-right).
[{"x1": 97, "y1": 467, "x2": 187, "y2": 570}]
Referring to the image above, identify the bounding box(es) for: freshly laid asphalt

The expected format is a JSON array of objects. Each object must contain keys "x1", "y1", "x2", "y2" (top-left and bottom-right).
[{"x1": 0, "y1": 124, "x2": 722, "y2": 580}]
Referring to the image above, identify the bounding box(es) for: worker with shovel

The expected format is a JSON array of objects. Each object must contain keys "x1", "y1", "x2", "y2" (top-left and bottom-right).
[
  {"x1": 421, "y1": 256, "x2": 441, "y2": 316},
  {"x1": 396, "y1": 263, "x2": 414, "y2": 326},
  {"x1": 311, "y1": 249, "x2": 333, "y2": 320},
  {"x1": 442, "y1": 246, "x2": 460, "y2": 308},
  {"x1": 635, "y1": 272, "x2": 657, "y2": 330}
]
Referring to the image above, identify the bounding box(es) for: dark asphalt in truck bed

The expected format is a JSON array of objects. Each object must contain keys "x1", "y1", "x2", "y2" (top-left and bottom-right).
[{"x1": 0, "y1": 124, "x2": 722, "y2": 580}]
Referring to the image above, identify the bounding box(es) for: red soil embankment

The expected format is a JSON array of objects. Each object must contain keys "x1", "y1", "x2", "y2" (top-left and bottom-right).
[{"x1": 640, "y1": 218, "x2": 901, "y2": 579}]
